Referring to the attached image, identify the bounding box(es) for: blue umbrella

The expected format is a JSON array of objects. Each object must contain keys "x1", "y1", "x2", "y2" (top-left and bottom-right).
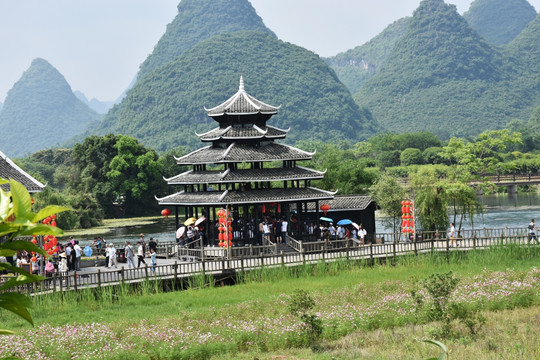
[
  {"x1": 320, "y1": 217, "x2": 333, "y2": 223},
  {"x1": 337, "y1": 219, "x2": 353, "y2": 226},
  {"x1": 83, "y1": 245, "x2": 93, "y2": 257}
]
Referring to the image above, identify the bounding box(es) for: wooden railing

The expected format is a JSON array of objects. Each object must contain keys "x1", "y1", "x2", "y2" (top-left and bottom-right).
[{"x1": 2, "y1": 232, "x2": 535, "y2": 295}]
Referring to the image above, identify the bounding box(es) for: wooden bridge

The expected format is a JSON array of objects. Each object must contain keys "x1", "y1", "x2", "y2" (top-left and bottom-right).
[
  {"x1": 399, "y1": 173, "x2": 540, "y2": 193},
  {"x1": 4, "y1": 227, "x2": 537, "y2": 295}
]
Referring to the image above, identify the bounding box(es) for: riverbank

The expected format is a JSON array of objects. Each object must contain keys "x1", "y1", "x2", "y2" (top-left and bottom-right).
[{"x1": 63, "y1": 216, "x2": 162, "y2": 237}]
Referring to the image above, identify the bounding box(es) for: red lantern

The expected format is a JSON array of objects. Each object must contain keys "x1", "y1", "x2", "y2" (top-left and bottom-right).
[
  {"x1": 320, "y1": 204, "x2": 330, "y2": 216},
  {"x1": 278, "y1": 203, "x2": 281, "y2": 213},
  {"x1": 51, "y1": 214, "x2": 56, "y2": 219},
  {"x1": 262, "y1": 204, "x2": 266, "y2": 213},
  {"x1": 31, "y1": 256, "x2": 37, "y2": 262},
  {"x1": 52, "y1": 237, "x2": 58, "y2": 246},
  {"x1": 31, "y1": 238, "x2": 37, "y2": 244},
  {"x1": 217, "y1": 209, "x2": 227, "y2": 218},
  {"x1": 228, "y1": 233, "x2": 233, "y2": 241},
  {"x1": 161, "y1": 208, "x2": 171, "y2": 219},
  {"x1": 51, "y1": 220, "x2": 57, "y2": 227}
]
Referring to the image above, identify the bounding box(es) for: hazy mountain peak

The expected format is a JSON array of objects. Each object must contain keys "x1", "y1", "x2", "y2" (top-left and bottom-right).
[
  {"x1": 137, "y1": 0, "x2": 275, "y2": 80},
  {"x1": 0, "y1": 58, "x2": 99, "y2": 157},
  {"x1": 464, "y1": 0, "x2": 537, "y2": 45}
]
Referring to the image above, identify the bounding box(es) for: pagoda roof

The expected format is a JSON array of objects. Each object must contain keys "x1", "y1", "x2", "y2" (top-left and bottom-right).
[
  {"x1": 196, "y1": 124, "x2": 289, "y2": 141},
  {"x1": 165, "y1": 166, "x2": 325, "y2": 185},
  {"x1": 156, "y1": 187, "x2": 336, "y2": 206},
  {"x1": 0, "y1": 150, "x2": 46, "y2": 193},
  {"x1": 204, "y1": 76, "x2": 280, "y2": 116},
  {"x1": 175, "y1": 142, "x2": 315, "y2": 165}
]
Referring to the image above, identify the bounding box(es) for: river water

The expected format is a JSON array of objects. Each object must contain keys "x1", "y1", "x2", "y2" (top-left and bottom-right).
[
  {"x1": 70, "y1": 193, "x2": 540, "y2": 246},
  {"x1": 376, "y1": 192, "x2": 540, "y2": 233}
]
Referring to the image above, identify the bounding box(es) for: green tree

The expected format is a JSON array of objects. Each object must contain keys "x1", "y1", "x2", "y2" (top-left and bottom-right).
[
  {"x1": 410, "y1": 167, "x2": 450, "y2": 232},
  {"x1": 106, "y1": 135, "x2": 165, "y2": 216},
  {"x1": 400, "y1": 148, "x2": 423, "y2": 166},
  {"x1": 370, "y1": 174, "x2": 406, "y2": 234}
]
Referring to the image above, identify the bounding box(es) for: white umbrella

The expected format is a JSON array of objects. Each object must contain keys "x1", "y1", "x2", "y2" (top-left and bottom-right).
[
  {"x1": 195, "y1": 216, "x2": 206, "y2": 226},
  {"x1": 176, "y1": 226, "x2": 186, "y2": 239},
  {"x1": 352, "y1": 222, "x2": 360, "y2": 230}
]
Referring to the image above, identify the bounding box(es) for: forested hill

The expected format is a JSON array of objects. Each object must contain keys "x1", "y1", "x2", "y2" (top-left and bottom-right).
[
  {"x1": 354, "y1": 0, "x2": 538, "y2": 139},
  {"x1": 463, "y1": 0, "x2": 537, "y2": 45},
  {"x1": 95, "y1": 31, "x2": 377, "y2": 152},
  {"x1": 325, "y1": 17, "x2": 410, "y2": 95},
  {"x1": 137, "y1": 0, "x2": 274, "y2": 80},
  {"x1": 0, "y1": 58, "x2": 100, "y2": 157},
  {"x1": 507, "y1": 12, "x2": 540, "y2": 72}
]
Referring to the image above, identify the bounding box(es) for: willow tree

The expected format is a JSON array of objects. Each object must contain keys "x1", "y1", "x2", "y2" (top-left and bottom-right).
[
  {"x1": 410, "y1": 167, "x2": 450, "y2": 232},
  {"x1": 370, "y1": 173, "x2": 406, "y2": 234}
]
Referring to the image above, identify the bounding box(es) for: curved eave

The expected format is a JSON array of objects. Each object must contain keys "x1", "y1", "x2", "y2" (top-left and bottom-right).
[
  {"x1": 174, "y1": 145, "x2": 211, "y2": 162},
  {"x1": 177, "y1": 156, "x2": 312, "y2": 166},
  {"x1": 167, "y1": 174, "x2": 324, "y2": 185},
  {"x1": 0, "y1": 150, "x2": 46, "y2": 192},
  {"x1": 201, "y1": 134, "x2": 286, "y2": 141},
  {"x1": 281, "y1": 143, "x2": 316, "y2": 157},
  {"x1": 156, "y1": 188, "x2": 334, "y2": 206}
]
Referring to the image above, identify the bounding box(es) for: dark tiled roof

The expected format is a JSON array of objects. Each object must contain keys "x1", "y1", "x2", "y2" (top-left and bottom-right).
[
  {"x1": 175, "y1": 142, "x2": 314, "y2": 165},
  {"x1": 205, "y1": 76, "x2": 279, "y2": 116},
  {"x1": 0, "y1": 150, "x2": 46, "y2": 193},
  {"x1": 166, "y1": 166, "x2": 325, "y2": 184},
  {"x1": 156, "y1": 187, "x2": 334, "y2": 206},
  {"x1": 198, "y1": 124, "x2": 288, "y2": 141},
  {"x1": 306, "y1": 195, "x2": 373, "y2": 211}
]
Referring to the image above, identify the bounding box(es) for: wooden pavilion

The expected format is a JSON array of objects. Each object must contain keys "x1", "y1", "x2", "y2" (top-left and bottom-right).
[{"x1": 156, "y1": 77, "x2": 337, "y2": 245}]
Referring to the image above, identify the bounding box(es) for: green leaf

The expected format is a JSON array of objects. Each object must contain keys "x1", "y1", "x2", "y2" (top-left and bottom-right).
[
  {"x1": 0, "y1": 273, "x2": 44, "y2": 292},
  {"x1": 0, "y1": 292, "x2": 34, "y2": 326},
  {"x1": 31, "y1": 205, "x2": 71, "y2": 223},
  {"x1": 0, "y1": 261, "x2": 42, "y2": 279},
  {"x1": 0, "y1": 188, "x2": 11, "y2": 222},
  {"x1": 0, "y1": 241, "x2": 47, "y2": 257},
  {"x1": 424, "y1": 339, "x2": 447, "y2": 360},
  {"x1": 16, "y1": 224, "x2": 64, "y2": 237},
  {"x1": 0, "y1": 329, "x2": 16, "y2": 335},
  {"x1": 9, "y1": 179, "x2": 32, "y2": 221}
]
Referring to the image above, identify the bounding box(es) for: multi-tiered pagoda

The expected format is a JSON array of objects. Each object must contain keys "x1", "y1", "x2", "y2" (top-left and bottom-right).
[{"x1": 157, "y1": 77, "x2": 336, "y2": 244}]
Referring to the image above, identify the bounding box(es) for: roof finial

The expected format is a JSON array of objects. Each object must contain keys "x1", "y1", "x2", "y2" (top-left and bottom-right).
[{"x1": 239, "y1": 75, "x2": 244, "y2": 91}]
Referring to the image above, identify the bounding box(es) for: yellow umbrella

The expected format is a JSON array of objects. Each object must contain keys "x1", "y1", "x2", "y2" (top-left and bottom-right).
[{"x1": 184, "y1": 217, "x2": 197, "y2": 226}]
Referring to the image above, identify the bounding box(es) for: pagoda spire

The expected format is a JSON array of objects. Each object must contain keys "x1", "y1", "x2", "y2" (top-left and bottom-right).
[{"x1": 239, "y1": 75, "x2": 244, "y2": 91}]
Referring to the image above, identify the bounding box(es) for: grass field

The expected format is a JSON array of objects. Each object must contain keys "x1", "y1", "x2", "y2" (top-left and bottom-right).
[{"x1": 0, "y1": 244, "x2": 538, "y2": 359}]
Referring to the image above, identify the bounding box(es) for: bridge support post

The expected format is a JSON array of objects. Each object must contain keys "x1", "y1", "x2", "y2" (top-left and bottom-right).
[{"x1": 507, "y1": 184, "x2": 517, "y2": 194}]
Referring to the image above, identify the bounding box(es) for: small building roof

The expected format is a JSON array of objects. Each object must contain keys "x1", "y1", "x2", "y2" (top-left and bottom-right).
[
  {"x1": 306, "y1": 195, "x2": 374, "y2": 211},
  {"x1": 0, "y1": 150, "x2": 46, "y2": 193},
  {"x1": 204, "y1": 76, "x2": 280, "y2": 117},
  {"x1": 197, "y1": 124, "x2": 289, "y2": 141},
  {"x1": 175, "y1": 142, "x2": 315, "y2": 165},
  {"x1": 156, "y1": 187, "x2": 336, "y2": 206},
  {"x1": 165, "y1": 166, "x2": 325, "y2": 185}
]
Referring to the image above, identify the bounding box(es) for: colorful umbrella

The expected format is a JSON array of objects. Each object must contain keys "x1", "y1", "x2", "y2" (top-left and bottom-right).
[
  {"x1": 176, "y1": 226, "x2": 186, "y2": 239},
  {"x1": 184, "y1": 217, "x2": 197, "y2": 226},
  {"x1": 320, "y1": 217, "x2": 333, "y2": 223},
  {"x1": 352, "y1": 222, "x2": 360, "y2": 230},
  {"x1": 195, "y1": 216, "x2": 206, "y2": 226},
  {"x1": 337, "y1": 219, "x2": 353, "y2": 226}
]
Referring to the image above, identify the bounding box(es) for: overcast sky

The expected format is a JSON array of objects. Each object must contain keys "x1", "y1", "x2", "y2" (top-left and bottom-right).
[{"x1": 0, "y1": 0, "x2": 538, "y2": 102}]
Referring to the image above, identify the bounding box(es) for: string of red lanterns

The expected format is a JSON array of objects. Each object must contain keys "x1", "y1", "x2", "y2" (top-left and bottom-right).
[
  {"x1": 401, "y1": 200, "x2": 415, "y2": 234},
  {"x1": 216, "y1": 209, "x2": 233, "y2": 248}
]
